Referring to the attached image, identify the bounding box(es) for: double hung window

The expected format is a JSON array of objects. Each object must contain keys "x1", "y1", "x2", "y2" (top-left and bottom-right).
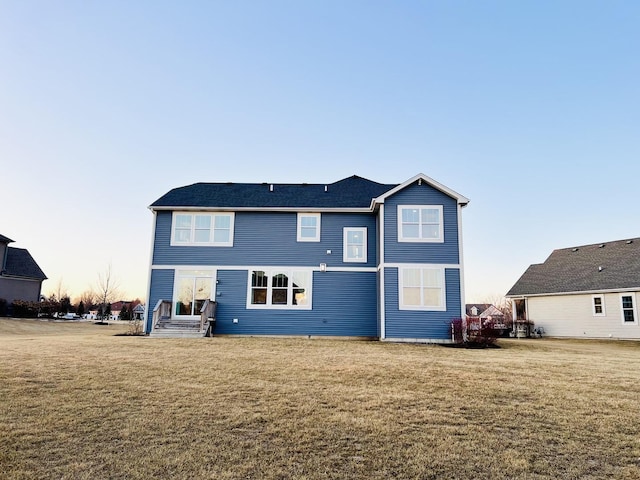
[
  {"x1": 399, "y1": 267, "x2": 446, "y2": 311},
  {"x1": 398, "y1": 205, "x2": 443, "y2": 242},
  {"x1": 343, "y1": 227, "x2": 367, "y2": 262},
  {"x1": 592, "y1": 295, "x2": 605, "y2": 316},
  {"x1": 248, "y1": 269, "x2": 312, "y2": 309},
  {"x1": 297, "y1": 213, "x2": 320, "y2": 242},
  {"x1": 621, "y1": 294, "x2": 637, "y2": 323},
  {"x1": 171, "y1": 212, "x2": 234, "y2": 246}
]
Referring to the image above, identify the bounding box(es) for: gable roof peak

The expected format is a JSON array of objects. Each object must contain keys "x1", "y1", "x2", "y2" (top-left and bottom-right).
[
  {"x1": 0, "y1": 234, "x2": 15, "y2": 244},
  {"x1": 373, "y1": 172, "x2": 470, "y2": 206}
]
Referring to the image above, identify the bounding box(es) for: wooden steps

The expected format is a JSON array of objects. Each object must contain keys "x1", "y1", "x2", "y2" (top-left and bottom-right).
[{"x1": 150, "y1": 316, "x2": 205, "y2": 338}]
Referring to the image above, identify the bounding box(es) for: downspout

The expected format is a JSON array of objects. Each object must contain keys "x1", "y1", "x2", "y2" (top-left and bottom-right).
[
  {"x1": 144, "y1": 210, "x2": 158, "y2": 334},
  {"x1": 379, "y1": 203, "x2": 386, "y2": 340},
  {"x1": 457, "y1": 202, "x2": 467, "y2": 324}
]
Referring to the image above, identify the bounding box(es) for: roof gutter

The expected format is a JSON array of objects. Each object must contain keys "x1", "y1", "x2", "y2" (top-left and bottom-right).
[
  {"x1": 148, "y1": 206, "x2": 374, "y2": 213},
  {"x1": 506, "y1": 286, "x2": 640, "y2": 298}
]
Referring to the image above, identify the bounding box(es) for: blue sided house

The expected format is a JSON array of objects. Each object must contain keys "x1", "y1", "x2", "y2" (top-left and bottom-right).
[{"x1": 145, "y1": 173, "x2": 469, "y2": 342}]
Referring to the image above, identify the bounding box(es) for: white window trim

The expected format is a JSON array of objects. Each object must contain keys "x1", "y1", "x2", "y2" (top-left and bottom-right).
[
  {"x1": 620, "y1": 293, "x2": 638, "y2": 324},
  {"x1": 172, "y1": 270, "x2": 215, "y2": 318},
  {"x1": 592, "y1": 294, "x2": 606, "y2": 317},
  {"x1": 246, "y1": 268, "x2": 313, "y2": 310},
  {"x1": 297, "y1": 213, "x2": 321, "y2": 242},
  {"x1": 398, "y1": 266, "x2": 447, "y2": 311},
  {"x1": 397, "y1": 205, "x2": 444, "y2": 243},
  {"x1": 170, "y1": 212, "x2": 235, "y2": 247},
  {"x1": 343, "y1": 227, "x2": 367, "y2": 263}
]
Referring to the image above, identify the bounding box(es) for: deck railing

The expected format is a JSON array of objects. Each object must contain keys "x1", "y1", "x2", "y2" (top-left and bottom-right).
[
  {"x1": 152, "y1": 299, "x2": 172, "y2": 331},
  {"x1": 200, "y1": 300, "x2": 217, "y2": 334}
]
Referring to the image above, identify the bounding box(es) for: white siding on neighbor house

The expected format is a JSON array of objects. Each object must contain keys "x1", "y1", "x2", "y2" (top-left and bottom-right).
[{"x1": 527, "y1": 292, "x2": 640, "y2": 339}]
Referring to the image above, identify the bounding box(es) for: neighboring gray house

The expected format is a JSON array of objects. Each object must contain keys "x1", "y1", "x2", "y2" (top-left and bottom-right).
[
  {"x1": 0, "y1": 234, "x2": 47, "y2": 310},
  {"x1": 506, "y1": 237, "x2": 640, "y2": 339}
]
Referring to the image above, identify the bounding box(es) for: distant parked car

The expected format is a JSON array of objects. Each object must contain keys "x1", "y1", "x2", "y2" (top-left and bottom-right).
[{"x1": 61, "y1": 313, "x2": 79, "y2": 320}]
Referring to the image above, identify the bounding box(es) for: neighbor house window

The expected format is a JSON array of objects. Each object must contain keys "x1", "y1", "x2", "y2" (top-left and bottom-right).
[
  {"x1": 621, "y1": 294, "x2": 637, "y2": 323},
  {"x1": 297, "y1": 213, "x2": 320, "y2": 242},
  {"x1": 174, "y1": 270, "x2": 214, "y2": 317},
  {"x1": 592, "y1": 295, "x2": 605, "y2": 316},
  {"x1": 343, "y1": 227, "x2": 367, "y2": 263},
  {"x1": 398, "y1": 205, "x2": 444, "y2": 242},
  {"x1": 171, "y1": 212, "x2": 234, "y2": 246},
  {"x1": 399, "y1": 267, "x2": 446, "y2": 311},
  {"x1": 248, "y1": 269, "x2": 312, "y2": 309}
]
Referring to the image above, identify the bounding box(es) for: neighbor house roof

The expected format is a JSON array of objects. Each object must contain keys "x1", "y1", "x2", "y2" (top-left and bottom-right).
[
  {"x1": 150, "y1": 175, "x2": 397, "y2": 210},
  {"x1": 3, "y1": 247, "x2": 47, "y2": 280},
  {"x1": 0, "y1": 234, "x2": 14, "y2": 244},
  {"x1": 465, "y1": 304, "x2": 505, "y2": 317},
  {"x1": 506, "y1": 238, "x2": 640, "y2": 297}
]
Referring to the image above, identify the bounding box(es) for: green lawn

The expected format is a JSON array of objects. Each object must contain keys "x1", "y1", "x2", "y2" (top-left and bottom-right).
[{"x1": 1, "y1": 318, "x2": 639, "y2": 479}]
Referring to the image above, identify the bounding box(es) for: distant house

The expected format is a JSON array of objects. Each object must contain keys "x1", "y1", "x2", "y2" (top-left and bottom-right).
[
  {"x1": 110, "y1": 300, "x2": 143, "y2": 320},
  {"x1": 506, "y1": 238, "x2": 640, "y2": 339},
  {"x1": 0, "y1": 234, "x2": 47, "y2": 312},
  {"x1": 145, "y1": 173, "x2": 469, "y2": 341},
  {"x1": 132, "y1": 303, "x2": 145, "y2": 320},
  {"x1": 465, "y1": 304, "x2": 506, "y2": 325}
]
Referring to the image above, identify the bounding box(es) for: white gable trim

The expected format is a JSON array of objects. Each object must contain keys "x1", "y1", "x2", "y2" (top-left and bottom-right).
[{"x1": 372, "y1": 173, "x2": 470, "y2": 207}]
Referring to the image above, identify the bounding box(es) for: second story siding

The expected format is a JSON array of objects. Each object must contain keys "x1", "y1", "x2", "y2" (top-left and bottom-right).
[
  {"x1": 153, "y1": 210, "x2": 378, "y2": 268},
  {"x1": 383, "y1": 182, "x2": 460, "y2": 264}
]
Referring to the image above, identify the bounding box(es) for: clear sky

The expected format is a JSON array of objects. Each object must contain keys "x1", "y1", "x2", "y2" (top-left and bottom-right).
[{"x1": 1, "y1": 1, "x2": 638, "y2": 304}]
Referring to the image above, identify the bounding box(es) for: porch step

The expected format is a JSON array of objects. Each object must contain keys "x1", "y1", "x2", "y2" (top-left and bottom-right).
[
  {"x1": 149, "y1": 329, "x2": 204, "y2": 338},
  {"x1": 150, "y1": 317, "x2": 204, "y2": 337}
]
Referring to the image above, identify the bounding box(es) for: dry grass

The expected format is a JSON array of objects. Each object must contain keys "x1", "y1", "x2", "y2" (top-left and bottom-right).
[{"x1": 1, "y1": 318, "x2": 640, "y2": 479}]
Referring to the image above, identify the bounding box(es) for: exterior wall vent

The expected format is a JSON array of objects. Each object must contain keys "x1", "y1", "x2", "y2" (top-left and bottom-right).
[
  {"x1": 324, "y1": 185, "x2": 328, "y2": 192},
  {"x1": 269, "y1": 184, "x2": 274, "y2": 192}
]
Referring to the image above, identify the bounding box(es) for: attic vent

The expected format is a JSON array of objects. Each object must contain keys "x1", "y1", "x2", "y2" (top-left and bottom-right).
[
  {"x1": 627, "y1": 240, "x2": 633, "y2": 244},
  {"x1": 269, "y1": 184, "x2": 274, "y2": 192},
  {"x1": 599, "y1": 244, "x2": 605, "y2": 248},
  {"x1": 572, "y1": 248, "x2": 579, "y2": 252},
  {"x1": 324, "y1": 185, "x2": 328, "y2": 192},
  {"x1": 418, "y1": 178, "x2": 422, "y2": 186}
]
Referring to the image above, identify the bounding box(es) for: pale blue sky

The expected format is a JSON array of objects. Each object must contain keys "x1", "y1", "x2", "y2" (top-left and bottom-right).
[{"x1": 1, "y1": 1, "x2": 638, "y2": 303}]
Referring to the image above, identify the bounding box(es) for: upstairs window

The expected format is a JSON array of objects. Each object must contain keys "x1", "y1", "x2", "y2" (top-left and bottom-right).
[
  {"x1": 592, "y1": 295, "x2": 605, "y2": 316},
  {"x1": 297, "y1": 213, "x2": 321, "y2": 242},
  {"x1": 343, "y1": 227, "x2": 367, "y2": 263},
  {"x1": 399, "y1": 267, "x2": 446, "y2": 311},
  {"x1": 248, "y1": 269, "x2": 312, "y2": 309},
  {"x1": 171, "y1": 212, "x2": 234, "y2": 246},
  {"x1": 621, "y1": 294, "x2": 637, "y2": 323},
  {"x1": 398, "y1": 205, "x2": 443, "y2": 243}
]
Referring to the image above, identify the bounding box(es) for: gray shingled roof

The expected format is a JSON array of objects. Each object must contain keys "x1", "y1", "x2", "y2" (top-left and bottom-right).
[
  {"x1": 150, "y1": 175, "x2": 398, "y2": 209},
  {"x1": 507, "y1": 238, "x2": 640, "y2": 296},
  {"x1": 3, "y1": 247, "x2": 47, "y2": 280}
]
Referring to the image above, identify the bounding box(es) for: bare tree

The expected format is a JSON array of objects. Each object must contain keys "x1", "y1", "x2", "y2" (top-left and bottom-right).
[
  {"x1": 78, "y1": 290, "x2": 96, "y2": 310},
  {"x1": 46, "y1": 278, "x2": 69, "y2": 302},
  {"x1": 94, "y1": 264, "x2": 121, "y2": 324}
]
